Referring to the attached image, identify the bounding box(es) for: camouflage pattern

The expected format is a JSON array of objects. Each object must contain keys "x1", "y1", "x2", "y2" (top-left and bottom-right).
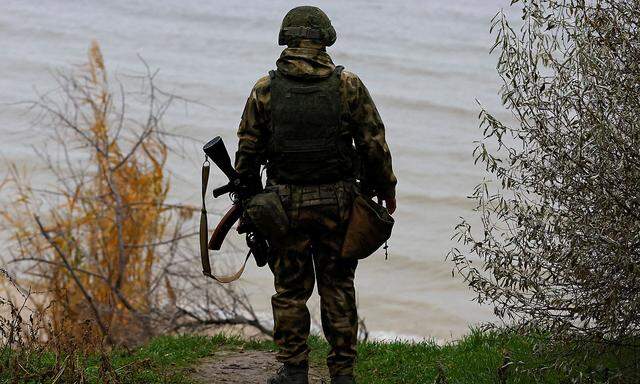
[
  {"x1": 266, "y1": 181, "x2": 358, "y2": 377},
  {"x1": 234, "y1": 43, "x2": 396, "y2": 379},
  {"x1": 235, "y1": 46, "x2": 397, "y2": 199}
]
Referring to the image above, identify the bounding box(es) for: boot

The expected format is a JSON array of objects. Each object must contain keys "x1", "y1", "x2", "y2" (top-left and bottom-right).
[
  {"x1": 331, "y1": 376, "x2": 355, "y2": 384},
  {"x1": 267, "y1": 363, "x2": 309, "y2": 384}
]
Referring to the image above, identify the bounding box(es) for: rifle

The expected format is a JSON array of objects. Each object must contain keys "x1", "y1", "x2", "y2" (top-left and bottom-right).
[{"x1": 199, "y1": 136, "x2": 268, "y2": 283}]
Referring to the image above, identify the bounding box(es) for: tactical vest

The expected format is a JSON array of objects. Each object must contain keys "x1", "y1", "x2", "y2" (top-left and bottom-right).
[{"x1": 267, "y1": 66, "x2": 357, "y2": 184}]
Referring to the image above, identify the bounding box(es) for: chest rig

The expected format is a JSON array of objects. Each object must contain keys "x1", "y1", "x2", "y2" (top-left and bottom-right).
[{"x1": 267, "y1": 65, "x2": 356, "y2": 184}]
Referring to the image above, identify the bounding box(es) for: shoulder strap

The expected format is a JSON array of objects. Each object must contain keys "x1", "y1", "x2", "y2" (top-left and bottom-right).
[{"x1": 200, "y1": 159, "x2": 250, "y2": 283}]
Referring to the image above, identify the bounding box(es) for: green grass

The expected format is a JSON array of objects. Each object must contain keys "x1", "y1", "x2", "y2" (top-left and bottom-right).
[
  {"x1": 2, "y1": 330, "x2": 637, "y2": 383},
  {"x1": 306, "y1": 330, "x2": 637, "y2": 384},
  {"x1": 0, "y1": 334, "x2": 274, "y2": 384}
]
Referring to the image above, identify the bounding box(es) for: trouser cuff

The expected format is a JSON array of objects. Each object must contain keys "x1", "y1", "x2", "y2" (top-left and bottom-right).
[{"x1": 277, "y1": 352, "x2": 309, "y2": 367}]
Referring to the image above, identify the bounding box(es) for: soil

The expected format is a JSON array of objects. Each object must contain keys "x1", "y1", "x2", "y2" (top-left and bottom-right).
[{"x1": 190, "y1": 349, "x2": 329, "y2": 384}]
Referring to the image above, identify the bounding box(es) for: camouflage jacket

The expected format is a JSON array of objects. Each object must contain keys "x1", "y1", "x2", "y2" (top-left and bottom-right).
[{"x1": 235, "y1": 47, "x2": 397, "y2": 198}]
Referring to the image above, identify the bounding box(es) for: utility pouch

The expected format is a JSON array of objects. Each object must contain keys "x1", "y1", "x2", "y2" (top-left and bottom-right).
[
  {"x1": 245, "y1": 191, "x2": 289, "y2": 242},
  {"x1": 341, "y1": 195, "x2": 394, "y2": 259}
]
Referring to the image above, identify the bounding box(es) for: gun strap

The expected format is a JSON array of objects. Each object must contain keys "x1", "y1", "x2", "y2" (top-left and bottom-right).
[{"x1": 200, "y1": 160, "x2": 250, "y2": 283}]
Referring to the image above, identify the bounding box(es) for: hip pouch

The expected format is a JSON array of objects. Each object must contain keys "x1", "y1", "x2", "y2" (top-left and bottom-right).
[
  {"x1": 341, "y1": 195, "x2": 394, "y2": 259},
  {"x1": 245, "y1": 191, "x2": 290, "y2": 242}
]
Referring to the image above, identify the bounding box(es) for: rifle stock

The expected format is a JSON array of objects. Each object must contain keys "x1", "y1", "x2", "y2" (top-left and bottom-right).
[{"x1": 203, "y1": 137, "x2": 239, "y2": 181}]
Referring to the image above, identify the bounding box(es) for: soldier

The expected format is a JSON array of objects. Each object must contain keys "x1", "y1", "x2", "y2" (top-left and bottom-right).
[{"x1": 234, "y1": 6, "x2": 397, "y2": 384}]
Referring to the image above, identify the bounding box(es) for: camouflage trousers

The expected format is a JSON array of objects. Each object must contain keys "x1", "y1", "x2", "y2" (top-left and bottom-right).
[{"x1": 267, "y1": 181, "x2": 358, "y2": 377}]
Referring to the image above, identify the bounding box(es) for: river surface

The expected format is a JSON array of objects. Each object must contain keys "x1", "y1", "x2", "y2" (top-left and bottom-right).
[{"x1": 0, "y1": 0, "x2": 516, "y2": 340}]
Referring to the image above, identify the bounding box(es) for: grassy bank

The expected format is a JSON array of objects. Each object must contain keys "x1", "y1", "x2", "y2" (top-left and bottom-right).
[{"x1": 2, "y1": 330, "x2": 636, "y2": 383}]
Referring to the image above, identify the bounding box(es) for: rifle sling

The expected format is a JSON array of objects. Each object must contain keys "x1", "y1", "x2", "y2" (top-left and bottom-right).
[{"x1": 200, "y1": 161, "x2": 250, "y2": 283}]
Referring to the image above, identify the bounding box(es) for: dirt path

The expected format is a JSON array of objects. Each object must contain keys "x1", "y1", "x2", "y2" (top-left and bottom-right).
[{"x1": 191, "y1": 349, "x2": 329, "y2": 384}]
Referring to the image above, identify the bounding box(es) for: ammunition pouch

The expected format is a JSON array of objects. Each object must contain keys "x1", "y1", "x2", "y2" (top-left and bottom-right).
[
  {"x1": 341, "y1": 195, "x2": 394, "y2": 259},
  {"x1": 245, "y1": 191, "x2": 290, "y2": 242}
]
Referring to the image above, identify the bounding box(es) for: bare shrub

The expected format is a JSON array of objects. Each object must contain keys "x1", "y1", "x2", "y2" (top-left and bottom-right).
[
  {"x1": 0, "y1": 268, "x2": 96, "y2": 382},
  {"x1": 0, "y1": 41, "x2": 267, "y2": 349},
  {"x1": 449, "y1": 0, "x2": 639, "y2": 363}
]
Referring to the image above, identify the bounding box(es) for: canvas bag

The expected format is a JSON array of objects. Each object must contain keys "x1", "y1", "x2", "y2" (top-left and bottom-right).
[
  {"x1": 244, "y1": 191, "x2": 290, "y2": 242},
  {"x1": 341, "y1": 195, "x2": 394, "y2": 259}
]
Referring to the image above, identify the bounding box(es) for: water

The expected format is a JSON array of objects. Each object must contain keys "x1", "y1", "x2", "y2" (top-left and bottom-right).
[{"x1": 0, "y1": 0, "x2": 515, "y2": 340}]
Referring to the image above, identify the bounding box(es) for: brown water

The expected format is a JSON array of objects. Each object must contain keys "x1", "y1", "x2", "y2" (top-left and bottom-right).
[{"x1": 0, "y1": 0, "x2": 516, "y2": 340}]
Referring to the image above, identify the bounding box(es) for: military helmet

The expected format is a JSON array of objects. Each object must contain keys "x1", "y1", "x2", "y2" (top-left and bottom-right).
[{"x1": 278, "y1": 6, "x2": 337, "y2": 47}]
